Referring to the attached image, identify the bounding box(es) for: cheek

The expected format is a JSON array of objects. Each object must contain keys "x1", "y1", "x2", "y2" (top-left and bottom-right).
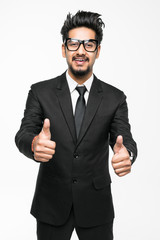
[
  {"x1": 65, "y1": 51, "x2": 72, "y2": 61},
  {"x1": 89, "y1": 56, "x2": 96, "y2": 65}
]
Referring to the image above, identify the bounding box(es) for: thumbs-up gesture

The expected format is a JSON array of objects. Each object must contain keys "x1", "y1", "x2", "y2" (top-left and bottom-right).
[
  {"x1": 32, "y1": 119, "x2": 56, "y2": 162},
  {"x1": 112, "y1": 135, "x2": 131, "y2": 177}
]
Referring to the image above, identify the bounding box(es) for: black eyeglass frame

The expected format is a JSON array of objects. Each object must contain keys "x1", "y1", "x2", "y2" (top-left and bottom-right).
[{"x1": 65, "y1": 38, "x2": 99, "y2": 52}]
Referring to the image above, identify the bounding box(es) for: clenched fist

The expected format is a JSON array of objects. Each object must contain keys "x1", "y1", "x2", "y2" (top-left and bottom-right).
[{"x1": 32, "y1": 118, "x2": 56, "y2": 162}]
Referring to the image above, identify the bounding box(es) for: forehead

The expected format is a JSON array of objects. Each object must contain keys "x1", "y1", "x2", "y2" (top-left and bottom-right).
[{"x1": 68, "y1": 27, "x2": 96, "y2": 40}]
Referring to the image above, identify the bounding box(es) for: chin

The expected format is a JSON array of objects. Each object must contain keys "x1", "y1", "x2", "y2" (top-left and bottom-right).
[{"x1": 70, "y1": 66, "x2": 91, "y2": 77}]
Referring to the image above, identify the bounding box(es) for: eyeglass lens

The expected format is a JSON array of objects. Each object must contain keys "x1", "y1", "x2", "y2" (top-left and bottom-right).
[{"x1": 66, "y1": 39, "x2": 97, "y2": 52}]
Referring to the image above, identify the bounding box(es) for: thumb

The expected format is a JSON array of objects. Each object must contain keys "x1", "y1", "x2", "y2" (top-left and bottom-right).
[
  {"x1": 114, "y1": 135, "x2": 123, "y2": 153},
  {"x1": 41, "y1": 118, "x2": 51, "y2": 139}
]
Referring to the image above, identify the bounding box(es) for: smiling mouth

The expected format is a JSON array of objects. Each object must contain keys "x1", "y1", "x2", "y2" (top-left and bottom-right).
[
  {"x1": 73, "y1": 55, "x2": 89, "y2": 61},
  {"x1": 73, "y1": 57, "x2": 89, "y2": 65}
]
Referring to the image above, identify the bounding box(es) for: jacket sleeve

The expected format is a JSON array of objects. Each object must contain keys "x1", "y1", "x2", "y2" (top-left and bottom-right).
[
  {"x1": 109, "y1": 92, "x2": 138, "y2": 163},
  {"x1": 15, "y1": 85, "x2": 44, "y2": 160}
]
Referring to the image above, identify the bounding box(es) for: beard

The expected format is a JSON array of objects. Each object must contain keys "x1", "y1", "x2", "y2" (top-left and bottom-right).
[{"x1": 69, "y1": 65, "x2": 91, "y2": 77}]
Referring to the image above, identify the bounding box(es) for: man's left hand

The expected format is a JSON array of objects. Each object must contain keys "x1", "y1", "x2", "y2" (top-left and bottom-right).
[{"x1": 112, "y1": 135, "x2": 132, "y2": 177}]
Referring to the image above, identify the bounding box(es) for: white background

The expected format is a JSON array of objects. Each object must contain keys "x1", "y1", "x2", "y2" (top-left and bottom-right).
[{"x1": 0, "y1": 0, "x2": 160, "y2": 239}]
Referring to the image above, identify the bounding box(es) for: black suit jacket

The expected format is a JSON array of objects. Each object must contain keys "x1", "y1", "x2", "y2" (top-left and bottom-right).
[{"x1": 15, "y1": 72, "x2": 137, "y2": 227}]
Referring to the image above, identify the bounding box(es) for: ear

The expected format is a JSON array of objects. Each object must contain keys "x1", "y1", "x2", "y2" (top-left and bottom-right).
[
  {"x1": 96, "y1": 45, "x2": 101, "y2": 59},
  {"x1": 62, "y1": 44, "x2": 66, "y2": 58}
]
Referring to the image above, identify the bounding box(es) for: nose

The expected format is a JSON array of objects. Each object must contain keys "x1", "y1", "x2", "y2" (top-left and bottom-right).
[{"x1": 77, "y1": 43, "x2": 86, "y2": 55}]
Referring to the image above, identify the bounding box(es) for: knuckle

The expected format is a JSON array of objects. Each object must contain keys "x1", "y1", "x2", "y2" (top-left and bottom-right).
[
  {"x1": 125, "y1": 160, "x2": 131, "y2": 166},
  {"x1": 119, "y1": 173, "x2": 125, "y2": 177},
  {"x1": 112, "y1": 163, "x2": 115, "y2": 169},
  {"x1": 40, "y1": 159, "x2": 45, "y2": 162},
  {"x1": 123, "y1": 159, "x2": 131, "y2": 166},
  {"x1": 115, "y1": 169, "x2": 119, "y2": 174},
  {"x1": 34, "y1": 155, "x2": 38, "y2": 161},
  {"x1": 51, "y1": 142, "x2": 56, "y2": 149},
  {"x1": 35, "y1": 146, "x2": 39, "y2": 152},
  {"x1": 38, "y1": 139, "x2": 44, "y2": 146},
  {"x1": 41, "y1": 158, "x2": 49, "y2": 162},
  {"x1": 112, "y1": 157, "x2": 115, "y2": 163},
  {"x1": 128, "y1": 160, "x2": 132, "y2": 166},
  {"x1": 122, "y1": 161, "x2": 127, "y2": 167},
  {"x1": 44, "y1": 159, "x2": 49, "y2": 162},
  {"x1": 38, "y1": 139, "x2": 42, "y2": 145},
  {"x1": 125, "y1": 153, "x2": 129, "y2": 158}
]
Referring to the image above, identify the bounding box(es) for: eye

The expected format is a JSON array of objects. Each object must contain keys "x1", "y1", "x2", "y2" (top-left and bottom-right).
[
  {"x1": 68, "y1": 40, "x2": 78, "y2": 46},
  {"x1": 86, "y1": 42, "x2": 94, "y2": 48}
]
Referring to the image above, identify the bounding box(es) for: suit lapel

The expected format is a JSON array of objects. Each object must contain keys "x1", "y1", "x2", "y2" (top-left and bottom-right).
[
  {"x1": 56, "y1": 73, "x2": 77, "y2": 144},
  {"x1": 76, "y1": 76, "x2": 103, "y2": 146},
  {"x1": 56, "y1": 73, "x2": 103, "y2": 146}
]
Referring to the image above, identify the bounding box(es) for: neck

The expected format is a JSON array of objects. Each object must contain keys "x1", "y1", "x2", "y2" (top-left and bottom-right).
[{"x1": 68, "y1": 69, "x2": 93, "y2": 84}]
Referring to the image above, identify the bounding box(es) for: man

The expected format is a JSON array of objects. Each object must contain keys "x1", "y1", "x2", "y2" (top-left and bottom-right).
[{"x1": 15, "y1": 10, "x2": 137, "y2": 240}]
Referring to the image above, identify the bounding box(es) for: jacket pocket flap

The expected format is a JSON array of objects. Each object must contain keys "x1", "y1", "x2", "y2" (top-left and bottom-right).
[{"x1": 93, "y1": 175, "x2": 111, "y2": 190}]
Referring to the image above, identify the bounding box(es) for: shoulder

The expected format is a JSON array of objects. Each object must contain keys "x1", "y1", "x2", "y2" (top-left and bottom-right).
[
  {"x1": 31, "y1": 72, "x2": 65, "y2": 91},
  {"x1": 95, "y1": 76, "x2": 126, "y2": 101}
]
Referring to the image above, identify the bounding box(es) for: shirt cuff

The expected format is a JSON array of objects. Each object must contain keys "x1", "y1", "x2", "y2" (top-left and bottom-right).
[{"x1": 127, "y1": 149, "x2": 134, "y2": 164}]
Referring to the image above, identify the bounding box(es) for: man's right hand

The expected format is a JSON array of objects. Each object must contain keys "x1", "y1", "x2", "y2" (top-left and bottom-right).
[{"x1": 33, "y1": 118, "x2": 56, "y2": 162}]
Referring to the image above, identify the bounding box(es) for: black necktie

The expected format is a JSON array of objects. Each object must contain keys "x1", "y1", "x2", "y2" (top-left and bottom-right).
[{"x1": 75, "y1": 86, "x2": 87, "y2": 138}]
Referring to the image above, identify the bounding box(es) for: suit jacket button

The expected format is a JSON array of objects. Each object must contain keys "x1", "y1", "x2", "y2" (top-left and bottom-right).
[
  {"x1": 72, "y1": 178, "x2": 78, "y2": 184},
  {"x1": 73, "y1": 153, "x2": 79, "y2": 159}
]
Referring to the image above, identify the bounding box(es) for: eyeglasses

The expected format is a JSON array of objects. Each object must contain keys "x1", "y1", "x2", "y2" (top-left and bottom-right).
[{"x1": 65, "y1": 38, "x2": 99, "y2": 52}]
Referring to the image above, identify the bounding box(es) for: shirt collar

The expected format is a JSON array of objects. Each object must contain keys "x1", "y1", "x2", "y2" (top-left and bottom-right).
[{"x1": 66, "y1": 70, "x2": 93, "y2": 93}]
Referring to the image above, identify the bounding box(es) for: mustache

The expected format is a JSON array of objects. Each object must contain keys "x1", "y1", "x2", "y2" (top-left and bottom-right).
[{"x1": 72, "y1": 55, "x2": 89, "y2": 61}]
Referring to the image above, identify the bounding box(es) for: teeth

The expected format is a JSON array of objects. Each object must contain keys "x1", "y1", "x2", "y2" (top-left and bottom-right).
[{"x1": 75, "y1": 59, "x2": 85, "y2": 61}]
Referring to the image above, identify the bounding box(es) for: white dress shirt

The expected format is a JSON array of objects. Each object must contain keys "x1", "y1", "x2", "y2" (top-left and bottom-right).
[{"x1": 66, "y1": 71, "x2": 93, "y2": 115}]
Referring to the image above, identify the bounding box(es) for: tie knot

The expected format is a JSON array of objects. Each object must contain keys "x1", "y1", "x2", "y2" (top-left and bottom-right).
[{"x1": 76, "y1": 86, "x2": 87, "y2": 96}]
